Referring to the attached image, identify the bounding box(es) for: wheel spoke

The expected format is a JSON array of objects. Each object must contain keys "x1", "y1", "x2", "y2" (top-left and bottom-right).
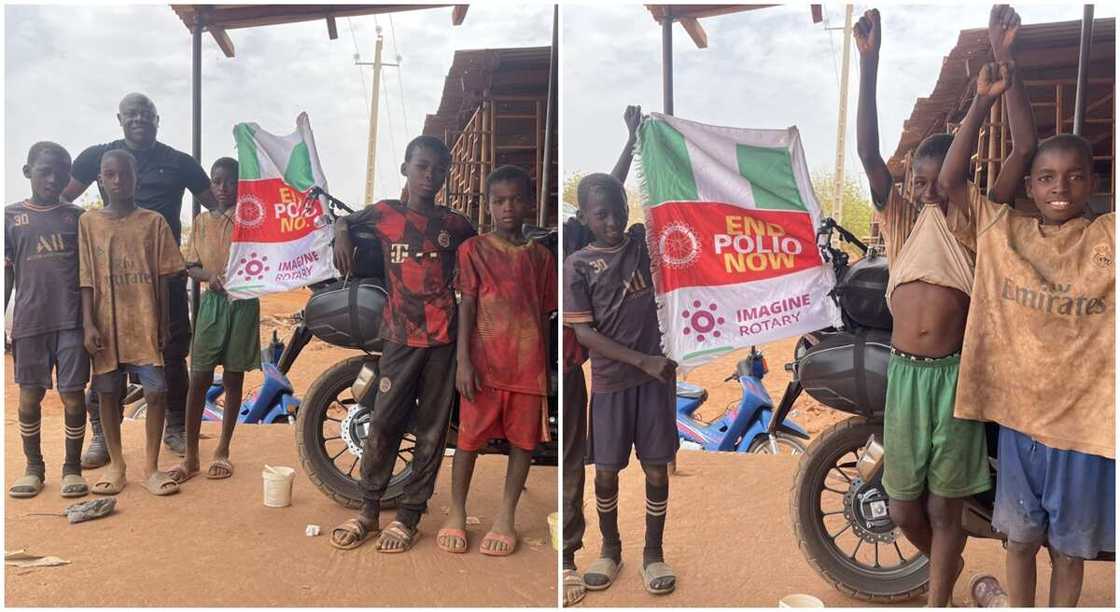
[
  {"x1": 324, "y1": 416, "x2": 342, "y2": 423},
  {"x1": 329, "y1": 447, "x2": 348, "y2": 461},
  {"x1": 828, "y1": 521, "x2": 853, "y2": 540},
  {"x1": 347, "y1": 455, "x2": 360, "y2": 477},
  {"x1": 894, "y1": 541, "x2": 906, "y2": 563},
  {"x1": 850, "y1": 537, "x2": 863, "y2": 560},
  {"x1": 830, "y1": 466, "x2": 852, "y2": 483},
  {"x1": 821, "y1": 510, "x2": 845, "y2": 517},
  {"x1": 822, "y1": 485, "x2": 847, "y2": 495},
  {"x1": 874, "y1": 541, "x2": 881, "y2": 568}
]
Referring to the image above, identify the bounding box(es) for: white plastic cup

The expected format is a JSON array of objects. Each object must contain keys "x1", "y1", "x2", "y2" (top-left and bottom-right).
[
  {"x1": 547, "y1": 512, "x2": 560, "y2": 551},
  {"x1": 262, "y1": 465, "x2": 296, "y2": 508},
  {"x1": 779, "y1": 594, "x2": 824, "y2": 608}
]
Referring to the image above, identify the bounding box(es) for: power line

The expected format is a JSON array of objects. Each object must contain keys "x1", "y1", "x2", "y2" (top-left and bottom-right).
[
  {"x1": 346, "y1": 17, "x2": 371, "y2": 112},
  {"x1": 387, "y1": 14, "x2": 412, "y2": 136},
  {"x1": 374, "y1": 16, "x2": 402, "y2": 195}
]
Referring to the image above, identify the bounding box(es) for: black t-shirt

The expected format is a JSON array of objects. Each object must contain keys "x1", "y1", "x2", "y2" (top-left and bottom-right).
[
  {"x1": 70, "y1": 139, "x2": 211, "y2": 244},
  {"x1": 5, "y1": 201, "x2": 85, "y2": 338}
]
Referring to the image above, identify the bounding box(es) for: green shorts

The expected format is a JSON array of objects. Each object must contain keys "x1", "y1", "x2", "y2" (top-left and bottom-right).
[
  {"x1": 882, "y1": 351, "x2": 991, "y2": 501},
  {"x1": 190, "y1": 290, "x2": 261, "y2": 373}
]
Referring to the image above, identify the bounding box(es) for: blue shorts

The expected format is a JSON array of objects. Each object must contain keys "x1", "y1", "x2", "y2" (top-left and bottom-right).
[
  {"x1": 993, "y1": 427, "x2": 1115, "y2": 559},
  {"x1": 90, "y1": 364, "x2": 167, "y2": 395},
  {"x1": 12, "y1": 329, "x2": 89, "y2": 392}
]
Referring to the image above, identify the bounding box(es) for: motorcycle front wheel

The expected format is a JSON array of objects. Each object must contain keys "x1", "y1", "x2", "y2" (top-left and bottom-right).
[
  {"x1": 295, "y1": 355, "x2": 415, "y2": 510},
  {"x1": 791, "y1": 416, "x2": 929, "y2": 603},
  {"x1": 746, "y1": 431, "x2": 807, "y2": 455}
]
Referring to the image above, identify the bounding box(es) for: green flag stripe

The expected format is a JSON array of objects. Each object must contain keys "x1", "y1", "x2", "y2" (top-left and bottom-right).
[
  {"x1": 283, "y1": 142, "x2": 315, "y2": 191},
  {"x1": 234, "y1": 124, "x2": 262, "y2": 180},
  {"x1": 639, "y1": 120, "x2": 698, "y2": 205},
  {"x1": 736, "y1": 144, "x2": 807, "y2": 211}
]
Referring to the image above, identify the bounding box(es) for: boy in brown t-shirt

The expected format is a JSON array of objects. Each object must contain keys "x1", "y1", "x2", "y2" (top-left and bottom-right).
[
  {"x1": 79, "y1": 150, "x2": 186, "y2": 497},
  {"x1": 941, "y1": 62, "x2": 1115, "y2": 607}
]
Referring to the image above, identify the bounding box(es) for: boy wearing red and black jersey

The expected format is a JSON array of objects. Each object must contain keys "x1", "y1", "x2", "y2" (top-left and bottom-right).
[{"x1": 329, "y1": 136, "x2": 476, "y2": 553}]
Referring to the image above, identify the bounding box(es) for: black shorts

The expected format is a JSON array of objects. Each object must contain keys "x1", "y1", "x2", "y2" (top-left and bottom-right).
[
  {"x1": 12, "y1": 329, "x2": 89, "y2": 392},
  {"x1": 588, "y1": 378, "x2": 678, "y2": 470}
]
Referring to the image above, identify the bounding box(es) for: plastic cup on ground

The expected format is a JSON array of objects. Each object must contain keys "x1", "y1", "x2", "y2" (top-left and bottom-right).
[
  {"x1": 547, "y1": 512, "x2": 559, "y2": 551},
  {"x1": 262, "y1": 465, "x2": 296, "y2": 508},
  {"x1": 779, "y1": 594, "x2": 824, "y2": 608}
]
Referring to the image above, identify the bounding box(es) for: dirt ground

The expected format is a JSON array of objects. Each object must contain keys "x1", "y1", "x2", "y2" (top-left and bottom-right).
[
  {"x1": 4, "y1": 290, "x2": 558, "y2": 607},
  {"x1": 573, "y1": 342, "x2": 1116, "y2": 607}
]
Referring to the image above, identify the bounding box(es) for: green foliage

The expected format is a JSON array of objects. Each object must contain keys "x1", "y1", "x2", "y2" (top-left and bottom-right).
[
  {"x1": 810, "y1": 169, "x2": 876, "y2": 259},
  {"x1": 563, "y1": 171, "x2": 645, "y2": 227}
]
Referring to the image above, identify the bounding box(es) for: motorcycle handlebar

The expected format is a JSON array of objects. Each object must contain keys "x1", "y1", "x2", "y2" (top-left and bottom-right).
[
  {"x1": 307, "y1": 186, "x2": 355, "y2": 215},
  {"x1": 818, "y1": 217, "x2": 868, "y2": 255}
]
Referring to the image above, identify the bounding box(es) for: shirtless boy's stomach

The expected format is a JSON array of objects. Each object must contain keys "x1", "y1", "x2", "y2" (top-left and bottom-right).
[{"x1": 889, "y1": 281, "x2": 970, "y2": 357}]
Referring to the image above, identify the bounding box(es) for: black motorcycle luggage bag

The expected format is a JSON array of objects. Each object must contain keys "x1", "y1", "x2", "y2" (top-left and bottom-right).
[
  {"x1": 798, "y1": 329, "x2": 890, "y2": 418},
  {"x1": 304, "y1": 278, "x2": 387, "y2": 352},
  {"x1": 836, "y1": 254, "x2": 892, "y2": 330}
]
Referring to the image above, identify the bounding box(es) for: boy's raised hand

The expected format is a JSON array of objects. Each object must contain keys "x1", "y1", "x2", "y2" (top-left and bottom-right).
[
  {"x1": 988, "y1": 5, "x2": 1021, "y2": 62},
  {"x1": 639, "y1": 355, "x2": 677, "y2": 384},
  {"x1": 853, "y1": 9, "x2": 881, "y2": 57},
  {"x1": 976, "y1": 61, "x2": 1014, "y2": 99},
  {"x1": 455, "y1": 358, "x2": 481, "y2": 402},
  {"x1": 83, "y1": 325, "x2": 104, "y2": 356},
  {"x1": 624, "y1": 105, "x2": 642, "y2": 139}
]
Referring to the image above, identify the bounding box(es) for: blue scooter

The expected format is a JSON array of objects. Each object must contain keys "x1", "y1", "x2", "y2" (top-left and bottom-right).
[
  {"x1": 675, "y1": 346, "x2": 809, "y2": 454},
  {"x1": 202, "y1": 332, "x2": 297, "y2": 425}
]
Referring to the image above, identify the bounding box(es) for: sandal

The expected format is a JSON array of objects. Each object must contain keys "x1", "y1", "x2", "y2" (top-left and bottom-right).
[
  {"x1": 60, "y1": 473, "x2": 89, "y2": 498},
  {"x1": 376, "y1": 520, "x2": 420, "y2": 554},
  {"x1": 969, "y1": 573, "x2": 1009, "y2": 607},
  {"x1": 141, "y1": 471, "x2": 180, "y2": 496},
  {"x1": 330, "y1": 518, "x2": 376, "y2": 550},
  {"x1": 205, "y1": 458, "x2": 233, "y2": 480},
  {"x1": 640, "y1": 561, "x2": 677, "y2": 595},
  {"x1": 92, "y1": 469, "x2": 126, "y2": 496},
  {"x1": 583, "y1": 557, "x2": 622, "y2": 591},
  {"x1": 479, "y1": 531, "x2": 518, "y2": 557},
  {"x1": 167, "y1": 464, "x2": 199, "y2": 485},
  {"x1": 9, "y1": 474, "x2": 44, "y2": 498},
  {"x1": 563, "y1": 569, "x2": 586, "y2": 607},
  {"x1": 436, "y1": 527, "x2": 468, "y2": 554}
]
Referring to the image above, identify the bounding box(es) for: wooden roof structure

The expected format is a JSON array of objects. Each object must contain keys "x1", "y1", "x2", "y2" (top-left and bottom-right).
[
  {"x1": 644, "y1": 4, "x2": 820, "y2": 48},
  {"x1": 170, "y1": 4, "x2": 467, "y2": 57},
  {"x1": 886, "y1": 17, "x2": 1116, "y2": 179}
]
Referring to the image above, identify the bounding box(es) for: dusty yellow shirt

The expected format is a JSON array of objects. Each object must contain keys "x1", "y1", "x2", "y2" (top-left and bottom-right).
[
  {"x1": 186, "y1": 209, "x2": 235, "y2": 283},
  {"x1": 948, "y1": 188, "x2": 1114, "y2": 458}
]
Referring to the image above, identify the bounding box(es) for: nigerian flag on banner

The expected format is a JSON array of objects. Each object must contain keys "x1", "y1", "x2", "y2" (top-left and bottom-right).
[
  {"x1": 224, "y1": 112, "x2": 337, "y2": 299},
  {"x1": 637, "y1": 113, "x2": 841, "y2": 371}
]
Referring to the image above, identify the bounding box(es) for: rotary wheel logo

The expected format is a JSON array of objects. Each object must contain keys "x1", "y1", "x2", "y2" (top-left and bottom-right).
[
  {"x1": 235, "y1": 194, "x2": 266, "y2": 229},
  {"x1": 681, "y1": 300, "x2": 725, "y2": 343},
  {"x1": 657, "y1": 222, "x2": 701, "y2": 269},
  {"x1": 235, "y1": 252, "x2": 271, "y2": 281}
]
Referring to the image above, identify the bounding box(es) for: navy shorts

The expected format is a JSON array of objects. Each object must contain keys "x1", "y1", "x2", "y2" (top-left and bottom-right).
[
  {"x1": 12, "y1": 329, "x2": 90, "y2": 392},
  {"x1": 91, "y1": 364, "x2": 167, "y2": 395},
  {"x1": 588, "y1": 378, "x2": 678, "y2": 470},
  {"x1": 993, "y1": 427, "x2": 1115, "y2": 559}
]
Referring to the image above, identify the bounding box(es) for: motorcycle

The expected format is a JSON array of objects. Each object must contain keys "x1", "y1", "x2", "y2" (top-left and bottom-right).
[
  {"x1": 765, "y1": 218, "x2": 1113, "y2": 603},
  {"x1": 290, "y1": 187, "x2": 559, "y2": 509},
  {"x1": 676, "y1": 345, "x2": 809, "y2": 455},
  {"x1": 200, "y1": 332, "x2": 296, "y2": 425}
]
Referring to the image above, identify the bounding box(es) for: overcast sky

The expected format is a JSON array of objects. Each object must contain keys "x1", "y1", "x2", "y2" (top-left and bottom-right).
[
  {"x1": 5, "y1": 2, "x2": 552, "y2": 225},
  {"x1": 562, "y1": 3, "x2": 1114, "y2": 199}
]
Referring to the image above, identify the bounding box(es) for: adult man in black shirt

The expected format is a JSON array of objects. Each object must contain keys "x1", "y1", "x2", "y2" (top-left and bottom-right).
[{"x1": 63, "y1": 92, "x2": 219, "y2": 463}]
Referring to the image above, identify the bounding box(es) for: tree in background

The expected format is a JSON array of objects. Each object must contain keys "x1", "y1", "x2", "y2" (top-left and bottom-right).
[
  {"x1": 810, "y1": 169, "x2": 876, "y2": 259},
  {"x1": 563, "y1": 172, "x2": 644, "y2": 227}
]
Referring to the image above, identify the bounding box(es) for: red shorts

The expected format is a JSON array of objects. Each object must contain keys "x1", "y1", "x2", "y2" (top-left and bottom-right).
[{"x1": 457, "y1": 386, "x2": 543, "y2": 452}]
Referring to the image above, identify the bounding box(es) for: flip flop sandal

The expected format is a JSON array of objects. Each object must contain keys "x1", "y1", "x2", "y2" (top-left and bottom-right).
[
  {"x1": 436, "y1": 527, "x2": 469, "y2": 553},
  {"x1": 563, "y1": 569, "x2": 586, "y2": 607},
  {"x1": 205, "y1": 458, "x2": 233, "y2": 480},
  {"x1": 376, "y1": 521, "x2": 420, "y2": 554},
  {"x1": 969, "y1": 573, "x2": 1009, "y2": 607},
  {"x1": 92, "y1": 471, "x2": 126, "y2": 496},
  {"x1": 640, "y1": 561, "x2": 677, "y2": 595},
  {"x1": 59, "y1": 474, "x2": 89, "y2": 498},
  {"x1": 330, "y1": 518, "x2": 376, "y2": 550},
  {"x1": 64, "y1": 498, "x2": 116, "y2": 523},
  {"x1": 583, "y1": 558, "x2": 622, "y2": 591},
  {"x1": 167, "y1": 465, "x2": 199, "y2": 485},
  {"x1": 9, "y1": 474, "x2": 44, "y2": 499},
  {"x1": 141, "y1": 472, "x2": 180, "y2": 497},
  {"x1": 479, "y1": 531, "x2": 518, "y2": 557}
]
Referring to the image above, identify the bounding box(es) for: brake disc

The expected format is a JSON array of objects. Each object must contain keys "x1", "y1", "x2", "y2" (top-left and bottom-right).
[
  {"x1": 842, "y1": 477, "x2": 898, "y2": 544},
  {"x1": 337, "y1": 403, "x2": 370, "y2": 458}
]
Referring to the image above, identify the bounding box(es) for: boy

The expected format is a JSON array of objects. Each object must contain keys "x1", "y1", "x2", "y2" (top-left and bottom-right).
[
  {"x1": 852, "y1": 8, "x2": 1031, "y2": 604},
  {"x1": 79, "y1": 149, "x2": 186, "y2": 496},
  {"x1": 563, "y1": 105, "x2": 642, "y2": 605},
  {"x1": 329, "y1": 135, "x2": 476, "y2": 552},
  {"x1": 5, "y1": 142, "x2": 89, "y2": 498},
  {"x1": 167, "y1": 157, "x2": 260, "y2": 484},
  {"x1": 436, "y1": 165, "x2": 556, "y2": 556},
  {"x1": 940, "y1": 55, "x2": 1115, "y2": 607},
  {"x1": 564, "y1": 167, "x2": 678, "y2": 595}
]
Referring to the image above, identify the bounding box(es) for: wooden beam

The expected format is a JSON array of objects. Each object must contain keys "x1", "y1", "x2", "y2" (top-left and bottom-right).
[
  {"x1": 452, "y1": 5, "x2": 469, "y2": 26},
  {"x1": 209, "y1": 26, "x2": 235, "y2": 58},
  {"x1": 326, "y1": 15, "x2": 338, "y2": 40},
  {"x1": 679, "y1": 17, "x2": 708, "y2": 49}
]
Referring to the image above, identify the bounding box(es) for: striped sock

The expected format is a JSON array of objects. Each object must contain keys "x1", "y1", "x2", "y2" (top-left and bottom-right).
[
  {"x1": 19, "y1": 412, "x2": 44, "y2": 478},
  {"x1": 63, "y1": 410, "x2": 87, "y2": 476},
  {"x1": 644, "y1": 481, "x2": 669, "y2": 566},
  {"x1": 595, "y1": 479, "x2": 621, "y2": 561}
]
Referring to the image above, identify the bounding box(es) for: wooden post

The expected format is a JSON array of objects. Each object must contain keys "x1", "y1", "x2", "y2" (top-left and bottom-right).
[
  {"x1": 1073, "y1": 5, "x2": 1095, "y2": 136},
  {"x1": 190, "y1": 10, "x2": 203, "y2": 325}
]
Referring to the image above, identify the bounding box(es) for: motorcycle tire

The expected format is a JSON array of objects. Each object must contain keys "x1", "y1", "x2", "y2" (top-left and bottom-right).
[
  {"x1": 746, "y1": 431, "x2": 807, "y2": 455},
  {"x1": 791, "y1": 417, "x2": 929, "y2": 603},
  {"x1": 295, "y1": 355, "x2": 413, "y2": 510}
]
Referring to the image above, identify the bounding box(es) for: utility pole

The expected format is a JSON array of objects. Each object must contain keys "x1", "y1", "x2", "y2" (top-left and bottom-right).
[
  {"x1": 827, "y1": 5, "x2": 854, "y2": 224},
  {"x1": 357, "y1": 26, "x2": 399, "y2": 206}
]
